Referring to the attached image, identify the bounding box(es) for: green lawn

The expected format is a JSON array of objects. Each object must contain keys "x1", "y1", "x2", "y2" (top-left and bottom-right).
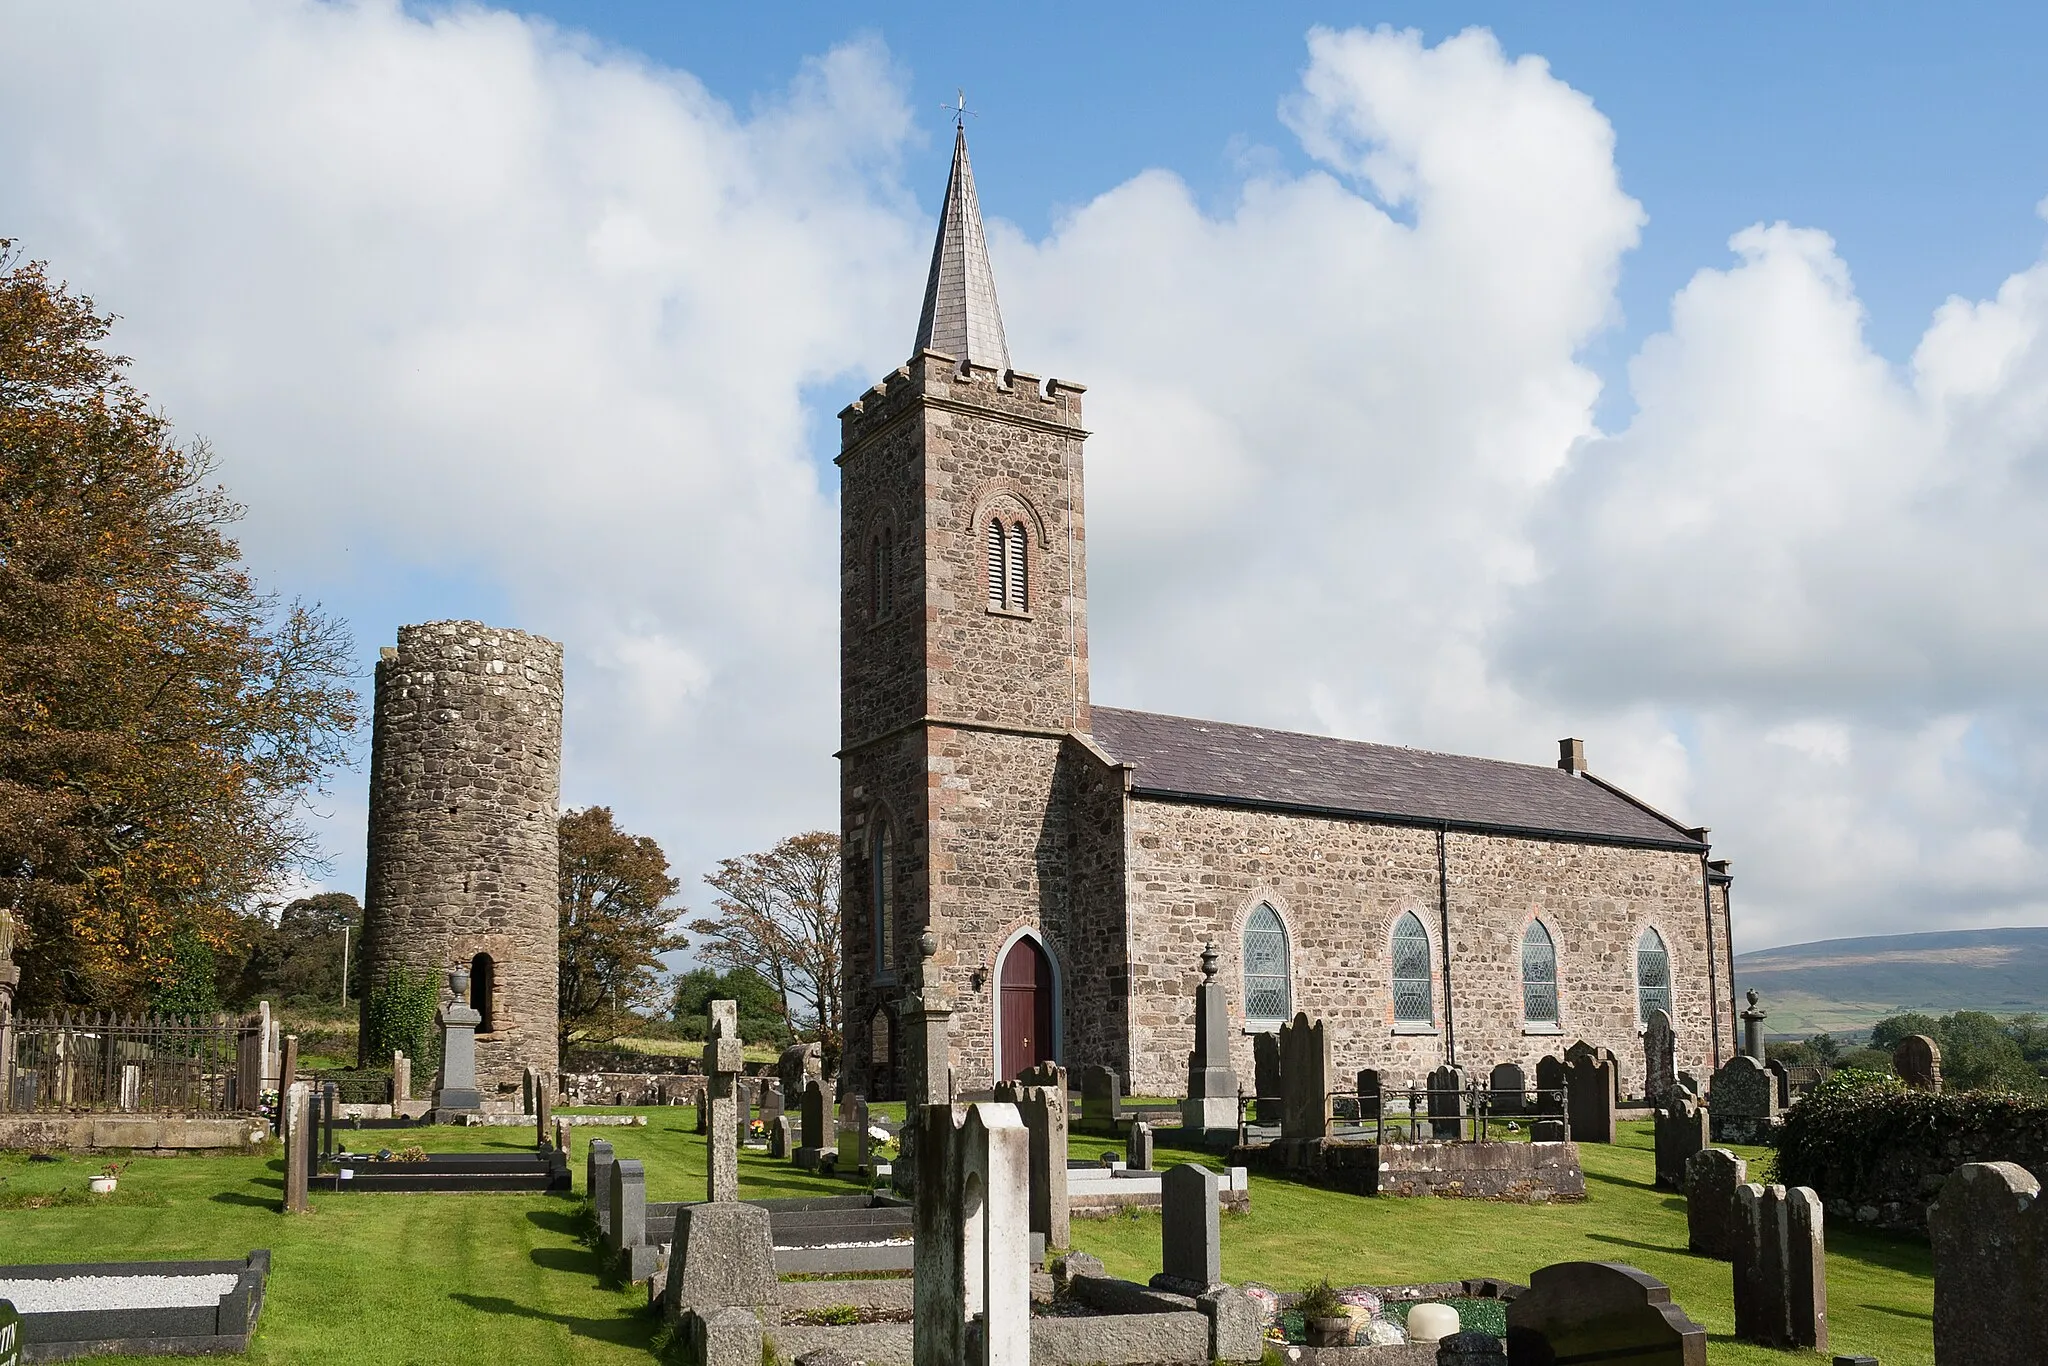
[{"x1": 0, "y1": 1111, "x2": 1931, "y2": 1364}]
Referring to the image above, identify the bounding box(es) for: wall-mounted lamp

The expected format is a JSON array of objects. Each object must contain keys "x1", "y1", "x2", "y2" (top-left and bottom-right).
[{"x1": 970, "y1": 968, "x2": 986, "y2": 991}]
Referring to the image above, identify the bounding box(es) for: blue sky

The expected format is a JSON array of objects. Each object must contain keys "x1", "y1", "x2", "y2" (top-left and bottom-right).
[{"x1": 6, "y1": 1, "x2": 2048, "y2": 952}]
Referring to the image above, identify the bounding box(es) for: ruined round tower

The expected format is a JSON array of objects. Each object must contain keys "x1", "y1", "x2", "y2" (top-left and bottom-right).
[{"x1": 359, "y1": 621, "x2": 562, "y2": 1101}]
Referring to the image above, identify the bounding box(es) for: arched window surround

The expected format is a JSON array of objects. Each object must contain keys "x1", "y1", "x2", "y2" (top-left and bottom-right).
[
  {"x1": 990, "y1": 925, "x2": 1064, "y2": 1073},
  {"x1": 1238, "y1": 901, "x2": 1293, "y2": 1030},
  {"x1": 1389, "y1": 909, "x2": 1439, "y2": 1033},
  {"x1": 1519, "y1": 915, "x2": 1563, "y2": 1033},
  {"x1": 966, "y1": 485, "x2": 1048, "y2": 619},
  {"x1": 469, "y1": 951, "x2": 496, "y2": 1035},
  {"x1": 1636, "y1": 924, "x2": 1675, "y2": 1026}
]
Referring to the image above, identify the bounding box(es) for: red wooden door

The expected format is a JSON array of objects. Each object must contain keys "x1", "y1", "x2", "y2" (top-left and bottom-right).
[{"x1": 999, "y1": 937, "x2": 1055, "y2": 1079}]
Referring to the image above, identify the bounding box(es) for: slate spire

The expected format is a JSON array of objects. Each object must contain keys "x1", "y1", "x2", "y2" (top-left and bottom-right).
[{"x1": 914, "y1": 125, "x2": 1011, "y2": 371}]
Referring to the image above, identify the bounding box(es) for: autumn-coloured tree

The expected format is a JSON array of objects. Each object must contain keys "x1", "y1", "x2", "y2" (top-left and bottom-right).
[
  {"x1": 693, "y1": 831, "x2": 841, "y2": 1062},
  {"x1": 558, "y1": 805, "x2": 686, "y2": 1051},
  {"x1": 0, "y1": 243, "x2": 358, "y2": 1010}
]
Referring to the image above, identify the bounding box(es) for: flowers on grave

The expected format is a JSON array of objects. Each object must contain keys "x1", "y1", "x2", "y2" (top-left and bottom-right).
[
  {"x1": 1242, "y1": 1284, "x2": 1281, "y2": 1328},
  {"x1": 1335, "y1": 1288, "x2": 1381, "y2": 1316},
  {"x1": 1362, "y1": 1317, "x2": 1407, "y2": 1346}
]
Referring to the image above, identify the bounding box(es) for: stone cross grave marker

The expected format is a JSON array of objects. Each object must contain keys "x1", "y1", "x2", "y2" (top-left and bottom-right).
[
  {"x1": 1427, "y1": 1064, "x2": 1466, "y2": 1140},
  {"x1": 587, "y1": 1138, "x2": 616, "y2": 1240},
  {"x1": 1153, "y1": 1163, "x2": 1223, "y2": 1294},
  {"x1": 1565, "y1": 1051, "x2": 1617, "y2": 1144},
  {"x1": 1654, "y1": 1092, "x2": 1710, "y2": 1191},
  {"x1": 1733, "y1": 1183, "x2": 1828, "y2": 1352},
  {"x1": 1488, "y1": 1062, "x2": 1525, "y2": 1116},
  {"x1": 1126, "y1": 1119, "x2": 1153, "y2": 1171},
  {"x1": 993, "y1": 1070, "x2": 1070, "y2": 1250},
  {"x1": 1643, "y1": 1007, "x2": 1677, "y2": 1106},
  {"x1": 914, "y1": 1102, "x2": 1031, "y2": 1366},
  {"x1": 1279, "y1": 1013, "x2": 1331, "y2": 1143},
  {"x1": 1182, "y1": 941, "x2": 1241, "y2": 1134},
  {"x1": 704, "y1": 999, "x2": 743, "y2": 1203},
  {"x1": 1685, "y1": 1148, "x2": 1746, "y2": 1260},
  {"x1": 1894, "y1": 1034, "x2": 1942, "y2": 1092},
  {"x1": 1929, "y1": 1161, "x2": 2047, "y2": 1366},
  {"x1": 1506, "y1": 1261, "x2": 1707, "y2": 1365}
]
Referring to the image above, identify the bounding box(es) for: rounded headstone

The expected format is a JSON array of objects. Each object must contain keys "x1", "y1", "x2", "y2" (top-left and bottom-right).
[{"x1": 1407, "y1": 1302, "x2": 1461, "y2": 1343}]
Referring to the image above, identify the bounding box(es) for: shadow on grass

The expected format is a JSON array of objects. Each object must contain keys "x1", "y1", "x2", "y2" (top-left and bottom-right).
[
  {"x1": 530, "y1": 1246, "x2": 602, "y2": 1275},
  {"x1": 210, "y1": 1190, "x2": 276, "y2": 1208},
  {"x1": 1861, "y1": 1304, "x2": 1933, "y2": 1323},
  {"x1": 526, "y1": 1207, "x2": 584, "y2": 1237},
  {"x1": 1585, "y1": 1232, "x2": 1689, "y2": 1257},
  {"x1": 449, "y1": 1293, "x2": 654, "y2": 1346},
  {"x1": 1583, "y1": 1168, "x2": 1659, "y2": 1194}
]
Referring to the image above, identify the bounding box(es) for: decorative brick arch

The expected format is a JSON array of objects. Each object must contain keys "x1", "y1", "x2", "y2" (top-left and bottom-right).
[
  {"x1": 1516, "y1": 908, "x2": 1566, "y2": 1032},
  {"x1": 965, "y1": 479, "x2": 1051, "y2": 548},
  {"x1": 990, "y1": 924, "x2": 1063, "y2": 1077},
  {"x1": 1382, "y1": 905, "x2": 1442, "y2": 1029},
  {"x1": 1230, "y1": 893, "x2": 1296, "y2": 1031}
]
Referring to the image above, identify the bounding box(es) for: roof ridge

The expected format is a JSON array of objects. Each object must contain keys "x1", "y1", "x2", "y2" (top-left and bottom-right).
[{"x1": 1091, "y1": 704, "x2": 1575, "y2": 778}]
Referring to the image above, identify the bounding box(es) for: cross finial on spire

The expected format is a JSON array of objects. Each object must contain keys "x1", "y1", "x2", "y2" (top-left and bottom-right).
[{"x1": 945, "y1": 88, "x2": 976, "y2": 129}]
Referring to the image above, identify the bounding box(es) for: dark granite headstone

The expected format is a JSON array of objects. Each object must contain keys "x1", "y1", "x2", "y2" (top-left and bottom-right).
[
  {"x1": 1685, "y1": 1148, "x2": 1746, "y2": 1260},
  {"x1": 1153, "y1": 1163, "x2": 1222, "y2": 1293},
  {"x1": 1435, "y1": 1330, "x2": 1507, "y2": 1366},
  {"x1": 1505, "y1": 1260, "x2": 1706, "y2": 1366},
  {"x1": 1653, "y1": 1092, "x2": 1710, "y2": 1191},
  {"x1": 1534, "y1": 1054, "x2": 1566, "y2": 1118},
  {"x1": 1253, "y1": 1032, "x2": 1282, "y2": 1125},
  {"x1": 1278, "y1": 1013, "x2": 1331, "y2": 1142},
  {"x1": 1565, "y1": 1053, "x2": 1617, "y2": 1144},
  {"x1": 586, "y1": 1138, "x2": 616, "y2": 1238},
  {"x1": 1078, "y1": 1065, "x2": 1123, "y2": 1135},
  {"x1": 1355, "y1": 1067, "x2": 1382, "y2": 1121},
  {"x1": 1427, "y1": 1064, "x2": 1466, "y2": 1140},
  {"x1": 1642, "y1": 1008, "x2": 1677, "y2": 1105},
  {"x1": 1488, "y1": 1062, "x2": 1526, "y2": 1115}
]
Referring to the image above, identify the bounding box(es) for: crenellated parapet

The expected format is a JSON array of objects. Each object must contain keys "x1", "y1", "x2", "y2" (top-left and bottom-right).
[{"x1": 838, "y1": 351, "x2": 1086, "y2": 459}]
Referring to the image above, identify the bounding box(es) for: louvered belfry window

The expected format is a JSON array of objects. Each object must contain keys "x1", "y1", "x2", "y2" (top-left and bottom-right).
[
  {"x1": 987, "y1": 515, "x2": 1029, "y2": 612},
  {"x1": 1241, "y1": 904, "x2": 1291, "y2": 1027},
  {"x1": 1522, "y1": 920, "x2": 1559, "y2": 1025},
  {"x1": 1392, "y1": 911, "x2": 1434, "y2": 1024},
  {"x1": 1636, "y1": 928, "x2": 1673, "y2": 1024}
]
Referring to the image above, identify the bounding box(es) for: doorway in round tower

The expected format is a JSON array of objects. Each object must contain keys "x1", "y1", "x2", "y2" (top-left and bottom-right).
[{"x1": 998, "y1": 934, "x2": 1056, "y2": 1079}]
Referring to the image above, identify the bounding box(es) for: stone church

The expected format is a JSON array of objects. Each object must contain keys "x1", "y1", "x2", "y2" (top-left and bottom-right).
[{"x1": 841, "y1": 129, "x2": 1736, "y2": 1104}]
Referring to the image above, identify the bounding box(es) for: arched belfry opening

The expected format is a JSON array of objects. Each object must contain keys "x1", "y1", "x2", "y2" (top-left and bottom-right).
[
  {"x1": 996, "y1": 933, "x2": 1057, "y2": 1080},
  {"x1": 470, "y1": 952, "x2": 496, "y2": 1034}
]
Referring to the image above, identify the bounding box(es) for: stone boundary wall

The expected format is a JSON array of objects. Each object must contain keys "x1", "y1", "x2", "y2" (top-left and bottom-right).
[
  {"x1": 1775, "y1": 1088, "x2": 2048, "y2": 1233},
  {"x1": 0, "y1": 1113, "x2": 270, "y2": 1153},
  {"x1": 559, "y1": 1072, "x2": 705, "y2": 1108},
  {"x1": 1233, "y1": 1137, "x2": 1585, "y2": 1201}
]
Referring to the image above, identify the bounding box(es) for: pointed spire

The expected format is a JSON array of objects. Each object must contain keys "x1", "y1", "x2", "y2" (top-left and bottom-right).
[{"x1": 914, "y1": 125, "x2": 1011, "y2": 371}]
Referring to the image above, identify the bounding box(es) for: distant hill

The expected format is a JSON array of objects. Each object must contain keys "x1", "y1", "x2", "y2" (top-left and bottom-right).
[{"x1": 1733, "y1": 927, "x2": 2048, "y2": 1037}]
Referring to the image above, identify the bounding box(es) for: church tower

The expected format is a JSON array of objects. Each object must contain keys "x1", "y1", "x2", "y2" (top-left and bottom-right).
[{"x1": 840, "y1": 128, "x2": 1116, "y2": 1093}]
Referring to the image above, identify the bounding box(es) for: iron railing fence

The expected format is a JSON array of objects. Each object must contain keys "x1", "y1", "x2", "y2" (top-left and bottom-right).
[
  {"x1": 2, "y1": 1009, "x2": 266, "y2": 1116},
  {"x1": 1238, "y1": 1080, "x2": 1570, "y2": 1146}
]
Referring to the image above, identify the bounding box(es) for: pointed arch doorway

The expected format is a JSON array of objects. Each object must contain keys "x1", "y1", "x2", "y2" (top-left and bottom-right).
[{"x1": 997, "y1": 933, "x2": 1057, "y2": 1080}]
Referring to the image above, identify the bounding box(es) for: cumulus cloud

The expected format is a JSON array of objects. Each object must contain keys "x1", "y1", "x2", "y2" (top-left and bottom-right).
[{"x1": 4, "y1": 6, "x2": 2045, "y2": 950}]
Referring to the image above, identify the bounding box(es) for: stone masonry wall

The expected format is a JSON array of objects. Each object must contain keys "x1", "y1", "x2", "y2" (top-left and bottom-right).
[
  {"x1": 1117, "y1": 797, "x2": 1721, "y2": 1099},
  {"x1": 360, "y1": 621, "x2": 562, "y2": 1100}
]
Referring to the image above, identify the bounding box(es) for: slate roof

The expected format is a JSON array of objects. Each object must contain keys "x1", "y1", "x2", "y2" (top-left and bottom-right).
[
  {"x1": 914, "y1": 126, "x2": 1010, "y2": 371},
  {"x1": 1089, "y1": 707, "x2": 1705, "y2": 851}
]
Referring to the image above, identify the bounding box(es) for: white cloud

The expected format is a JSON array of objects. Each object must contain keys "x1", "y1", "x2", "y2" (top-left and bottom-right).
[{"x1": 5, "y1": 8, "x2": 2046, "y2": 953}]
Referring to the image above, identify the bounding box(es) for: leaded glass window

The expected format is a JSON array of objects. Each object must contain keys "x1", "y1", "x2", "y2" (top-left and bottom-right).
[
  {"x1": 1392, "y1": 911, "x2": 1434, "y2": 1024},
  {"x1": 1521, "y1": 920, "x2": 1559, "y2": 1024},
  {"x1": 1637, "y1": 927, "x2": 1673, "y2": 1024},
  {"x1": 1241, "y1": 904, "x2": 1290, "y2": 1026},
  {"x1": 871, "y1": 821, "x2": 895, "y2": 981}
]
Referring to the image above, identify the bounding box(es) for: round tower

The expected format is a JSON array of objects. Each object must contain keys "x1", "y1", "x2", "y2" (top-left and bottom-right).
[{"x1": 359, "y1": 621, "x2": 562, "y2": 1101}]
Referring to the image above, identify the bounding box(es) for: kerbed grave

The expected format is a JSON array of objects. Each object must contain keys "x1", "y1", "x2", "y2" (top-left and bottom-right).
[{"x1": 0, "y1": 1252, "x2": 268, "y2": 1362}]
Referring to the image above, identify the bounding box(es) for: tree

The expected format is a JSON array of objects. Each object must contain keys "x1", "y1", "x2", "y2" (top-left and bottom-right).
[
  {"x1": 0, "y1": 243, "x2": 358, "y2": 1011},
  {"x1": 558, "y1": 806, "x2": 686, "y2": 1052},
  {"x1": 671, "y1": 966, "x2": 789, "y2": 1046},
  {"x1": 693, "y1": 831, "x2": 841, "y2": 1062},
  {"x1": 222, "y1": 891, "x2": 362, "y2": 1010},
  {"x1": 1869, "y1": 1013, "x2": 1941, "y2": 1051}
]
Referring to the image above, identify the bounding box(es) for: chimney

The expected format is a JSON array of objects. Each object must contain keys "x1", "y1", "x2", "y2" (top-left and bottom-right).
[{"x1": 1558, "y1": 738, "x2": 1586, "y2": 774}]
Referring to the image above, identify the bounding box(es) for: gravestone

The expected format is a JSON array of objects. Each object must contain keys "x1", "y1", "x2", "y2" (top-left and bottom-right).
[
  {"x1": 1253, "y1": 1032, "x2": 1283, "y2": 1125},
  {"x1": 1436, "y1": 1330, "x2": 1508, "y2": 1366},
  {"x1": 523, "y1": 1067, "x2": 539, "y2": 1115},
  {"x1": 993, "y1": 1071, "x2": 1070, "y2": 1250},
  {"x1": 770, "y1": 1115, "x2": 793, "y2": 1160},
  {"x1": 1427, "y1": 1065, "x2": 1466, "y2": 1140},
  {"x1": 685, "y1": 1306, "x2": 761, "y2": 1366},
  {"x1": 1565, "y1": 1052, "x2": 1617, "y2": 1144},
  {"x1": 1278, "y1": 1012, "x2": 1331, "y2": 1143},
  {"x1": 1733, "y1": 1183, "x2": 1827, "y2": 1351},
  {"x1": 1642, "y1": 1008, "x2": 1677, "y2": 1106},
  {"x1": 705, "y1": 1000, "x2": 743, "y2": 1202},
  {"x1": 1684, "y1": 1148, "x2": 1746, "y2": 1260},
  {"x1": 759, "y1": 1078, "x2": 784, "y2": 1131},
  {"x1": 842, "y1": 1093, "x2": 871, "y2": 1172},
  {"x1": 281, "y1": 1081, "x2": 312, "y2": 1214},
  {"x1": 1929, "y1": 1161, "x2": 2048, "y2": 1366},
  {"x1": 1355, "y1": 1067, "x2": 1383, "y2": 1122},
  {"x1": 1506, "y1": 1261, "x2": 1706, "y2": 1365},
  {"x1": 914, "y1": 1102, "x2": 1031, "y2": 1366},
  {"x1": 1127, "y1": 1119, "x2": 1153, "y2": 1171},
  {"x1": 1488, "y1": 1062, "x2": 1525, "y2": 1116},
  {"x1": 607, "y1": 1158, "x2": 661, "y2": 1283},
  {"x1": 1707, "y1": 1055, "x2": 1779, "y2": 1145},
  {"x1": 0, "y1": 1297, "x2": 20, "y2": 1366},
  {"x1": 1765, "y1": 1058, "x2": 1791, "y2": 1110},
  {"x1": 392, "y1": 1049, "x2": 410, "y2": 1103},
  {"x1": 587, "y1": 1139, "x2": 616, "y2": 1238},
  {"x1": 1152, "y1": 1163, "x2": 1222, "y2": 1294},
  {"x1": 795, "y1": 1077, "x2": 833, "y2": 1169},
  {"x1": 1078, "y1": 1065, "x2": 1124, "y2": 1136},
  {"x1": 778, "y1": 1041, "x2": 823, "y2": 1104},
  {"x1": 534, "y1": 1070, "x2": 552, "y2": 1150},
  {"x1": 663, "y1": 1202, "x2": 778, "y2": 1328},
  {"x1": 1894, "y1": 1034, "x2": 1942, "y2": 1093},
  {"x1": 695, "y1": 1093, "x2": 708, "y2": 1135},
  {"x1": 555, "y1": 1117, "x2": 571, "y2": 1156},
  {"x1": 433, "y1": 967, "x2": 484, "y2": 1117},
  {"x1": 894, "y1": 932, "x2": 954, "y2": 1195},
  {"x1": 1535, "y1": 1054, "x2": 1567, "y2": 1116},
  {"x1": 1653, "y1": 1092, "x2": 1710, "y2": 1191},
  {"x1": 1182, "y1": 941, "x2": 1242, "y2": 1134}
]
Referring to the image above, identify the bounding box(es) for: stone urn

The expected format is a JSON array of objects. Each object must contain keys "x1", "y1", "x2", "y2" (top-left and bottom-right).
[{"x1": 1306, "y1": 1316, "x2": 1353, "y2": 1347}]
